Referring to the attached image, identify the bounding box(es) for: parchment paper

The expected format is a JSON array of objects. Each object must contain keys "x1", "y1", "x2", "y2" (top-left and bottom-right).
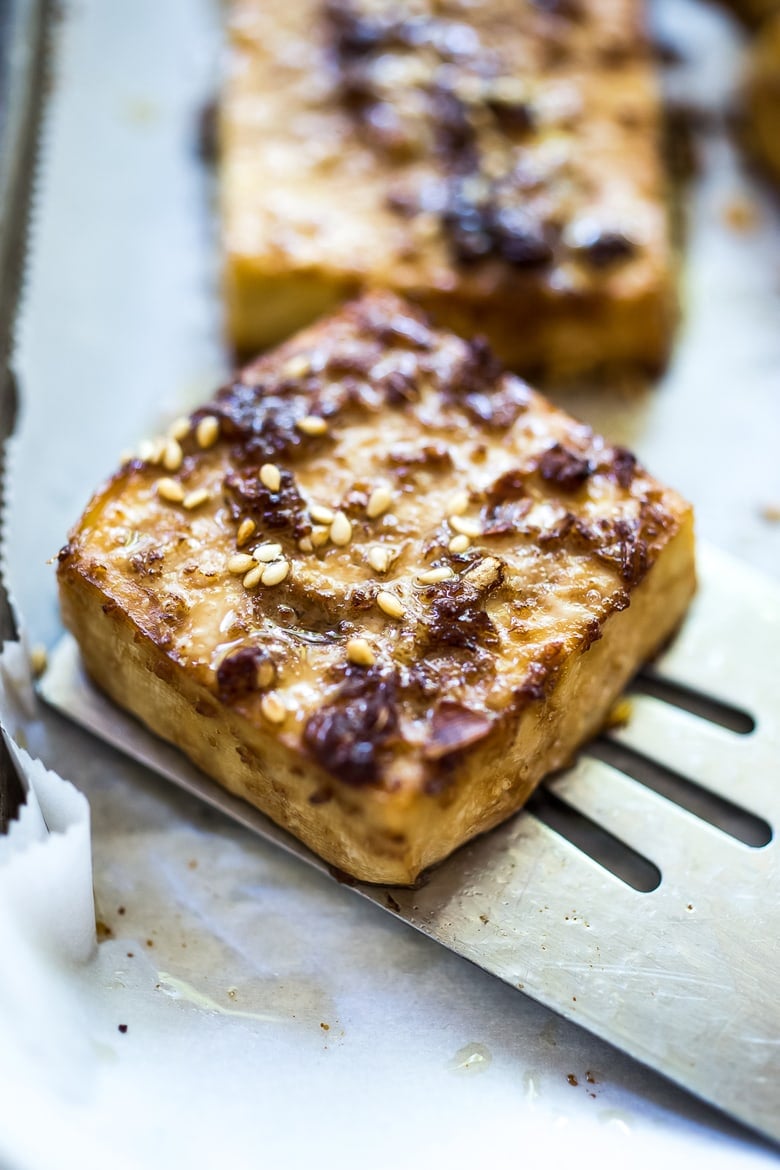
[{"x1": 1, "y1": 0, "x2": 779, "y2": 1167}]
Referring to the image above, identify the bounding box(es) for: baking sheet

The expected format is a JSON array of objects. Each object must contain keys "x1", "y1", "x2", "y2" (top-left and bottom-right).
[{"x1": 2, "y1": 0, "x2": 780, "y2": 1166}]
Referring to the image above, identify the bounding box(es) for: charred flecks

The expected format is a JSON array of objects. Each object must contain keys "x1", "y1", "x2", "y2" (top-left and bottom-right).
[
  {"x1": 302, "y1": 666, "x2": 400, "y2": 786},
  {"x1": 424, "y1": 701, "x2": 493, "y2": 760},
  {"x1": 599, "y1": 519, "x2": 649, "y2": 586},
  {"x1": 224, "y1": 466, "x2": 311, "y2": 539},
  {"x1": 516, "y1": 640, "x2": 566, "y2": 704},
  {"x1": 129, "y1": 548, "x2": 164, "y2": 578},
  {"x1": 610, "y1": 445, "x2": 638, "y2": 489},
  {"x1": 575, "y1": 229, "x2": 637, "y2": 268},
  {"x1": 387, "y1": 441, "x2": 453, "y2": 474},
  {"x1": 538, "y1": 443, "x2": 593, "y2": 491},
  {"x1": 205, "y1": 387, "x2": 313, "y2": 464},
  {"x1": 420, "y1": 559, "x2": 504, "y2": 651},
  {"x1": 216, "y1": 645, "x2": 277, "y2": 703},
  {"x1": 442, "y1": 180, "x2": 556, "y2": 268},
  {"x1": 364, "y1": 310, "x2": 434, "y2": 351},
  {"x1": 481, "y1": 497, "x2": 533, "y2": 536}
]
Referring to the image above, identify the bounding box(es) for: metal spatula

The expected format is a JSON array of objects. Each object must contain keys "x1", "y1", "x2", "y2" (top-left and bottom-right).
[{"x1": 39, "y1": 543, "x2": 780, "y2": 1144}]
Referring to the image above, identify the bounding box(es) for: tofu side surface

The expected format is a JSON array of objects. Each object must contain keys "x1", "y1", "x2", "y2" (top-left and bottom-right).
[{"x1": 58, "y1": 293, "x2": 695, "y2": 883}]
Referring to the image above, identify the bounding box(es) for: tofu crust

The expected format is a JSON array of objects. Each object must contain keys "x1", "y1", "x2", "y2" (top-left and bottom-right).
[
  {"x1": 220, "y1": 0, "x2": 676, "y2": 379},
  {"x1": 58, "y1": 294, "x2": 695, "y2": 884}
]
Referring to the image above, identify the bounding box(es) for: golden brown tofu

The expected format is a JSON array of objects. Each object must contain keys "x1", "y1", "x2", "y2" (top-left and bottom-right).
[
  {"x1": 743, "y1": 13, "x2": 780, "y2": 185},
  {"x1": 220, "y1": 0, "x2": 676, "y2": 380},
  {"x1": 58, "y1": 294, "x2": 695, "y2": 884}
]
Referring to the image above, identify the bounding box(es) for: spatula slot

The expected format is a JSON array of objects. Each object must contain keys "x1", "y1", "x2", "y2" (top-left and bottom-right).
[
  {"x1": 527, "y1": 786, "x2": 662, "y2": 892},
  {"x1": 632, "y1": 674, "x2": 756, "y2": 735},
  {"x1": 590, "y1": 739, "x2": 773, "y2": 847}
]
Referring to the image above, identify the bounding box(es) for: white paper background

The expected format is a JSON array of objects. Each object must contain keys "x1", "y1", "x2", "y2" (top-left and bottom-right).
[{"x1": 1, "y1": 0, "x2": 779, "y2": 1166}]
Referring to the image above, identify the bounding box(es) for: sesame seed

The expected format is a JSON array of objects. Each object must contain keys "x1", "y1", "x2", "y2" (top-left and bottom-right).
[
  {"x1": 447, "y1": 490, "x2": 470, "y2": 516},
  {"x1": 260, "y1": 694, "x2": 286, "y2": 724},
  {"x1": 282, "y1": 354, "x2": 311, "y2": 380},
  {"x1": 30, "y1": 644, "x2": 48, "y2": 678},
  {"x1": 448, "y1": 533, "x2": 471, "y2": 554},
  {"x1": 309, "y1": 503, "x2": 334, "y2": 525},
  {"x1": 157, "y1": 477, "x2": 185, "y2": 503},
  {"x1": 261, "y1": 559, "x2": 290, "y2": 587},
  {"x1": 311, "y1": 525, "x2": 330, "y2": 548},
  {"x1": 346, "y1": 638, "x2": 376, "y2": 667},
  {"x1": 417, "y1": 566, "x2": 454, "y2": 584},
  {"x1": 228, "y1": 553, "x2": 256, "y2": 575},
  {"x1": 330, "y1": 511, "x2": 352, "y2": 547},
  {"x1": 236, "y1": 518, "x2": 256, "y2": 546},
  {"x1": 253, "y1": 542, "x2": 283, "y2": 563},
  {"x1": 296, "y1": 414, "x2": 328, "y2": 437},
  {"x1": 368, "y1": 546, "x2": 392, "y2": 574},
  {"x1": 169, "y1": 416, "x2": 190, "y2": 442},
  {"x1": 139, "y1": 438, "x2": 163, "y2": 463},
  {"x1": 450, "y1": 515, "x2": 482, "y2": 538},
  {"x1": 366, "y1": 486, "x2": 393, "y2": 519},
  {"x1": 376, "y1": 591, "x2": 405, "y2": 619},
  {"x1": 196, "y1": 415, "x2": 219, "y2": 449},
  {"x1": 260, "y1": 463, "x2": 281, "y2": 492},
  {"x1": 163, "y1": 439, "x2": 183, "y2": 472},
  {"x1": 257, "y1": 661, "x2": 276, "y2": 690},
  {"x1": 183, "y1": 488, "x2": 210, "y2": 510},
  {"x1": 298, "y1": 536, "x2": 314, "y2": 553},
  {"x1": 243, "y1": 564, "x2": 264, "y2": 589}
]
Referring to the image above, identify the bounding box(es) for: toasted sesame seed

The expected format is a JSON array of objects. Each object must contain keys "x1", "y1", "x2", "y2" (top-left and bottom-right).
[
  {"x1": 253, "y1": 542, "x2": 283, "y2": 563},
  {"x1": 346, "y1": 638, "x2": 376, "y2": 667},
  {"x1": 311, "y1": 525, "x2": 330, "y2": 548},
  {"x1": 169, "y1": 416, "x2": 190, "y2": 442},
  {"x1": 196, "y1": 415, "x2": 219, "y2": 449},
  {"x1": 163, "y1": 439, "x2": 183, "y2": 472},
  {"x1": 236, "y1": 518, "x2": 256, "y2": 546},
  {"x1": 450, "y1": 515, "x2": 482, "y2": 538},
  {"x1": 447, "y1": 490, "x2": 470, "y2": 516},
  {"x1": 157, "y1": 477, "x2": 185, "y2": 503},
  {"x1": 368, "y1": 546, "x2": 392, "y2": 574},
  {"x1": 367, "y1": 486, "x2": 393, "y2": 519},
  {"x1": 376, "y1": 591, "x2": 405, "y2": 619},
  {"x1": 243, "y1": 564, "x2": 264, "y2": 589},
  {"x1": 257, "y1": 661, "x2": 276, "y2": 690},
  {"x1": 297, "y1": 414, "x2": 328, "y2": 437},
  {"x1": 260, "y1": 463, "x2": 281, "y2": 492},
  {"x1": 183, "y1": 488, "x2": 210, "y2": 510},
  {"x1": 417, "y1": 566, "x2": 454, "y2": 585},
  {"x1": 282, "y1": 354, "x2": 311, "y2": 380},
  {"x1": 30, "y1": 644, "x2": 48, "y2": 678},
  {"x1": 262, "y1": 559, "x2": 290, "y2": 587},
  {"x1": 330, "y1": 511, "x2": 352, "y2": 547},
  {"x1": 298, "y1": 536, "x2": 314, "y2": 553},
  {"x1": 260, "y1": 694, "x2": 286, "y2": 724},
  {"x1": 139, "y1": 438, "x2": 163, "y2": 463},
  {"x1": 448, "y1": 533, "x2": 471, "y2": 554},
  {"x1": 309, "y1": 503, "x2": 334, "y2": 525},
  {"x1": 228, "y1": 553, "x2": 256, "y2": 575}
]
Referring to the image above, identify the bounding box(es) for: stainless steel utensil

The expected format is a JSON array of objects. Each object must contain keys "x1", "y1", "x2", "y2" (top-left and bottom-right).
[{"x1": 40, "y1": 542, "x2": 780, "y2": 1144}]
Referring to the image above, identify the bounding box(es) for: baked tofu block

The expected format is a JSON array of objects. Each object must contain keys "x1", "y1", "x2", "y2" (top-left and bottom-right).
[
  {"x1": 58, "y1": 294, "x2": 695, "y2": 884},
  {"x1": 220, "y1": 0, "x2": 676, "y2": 380}
]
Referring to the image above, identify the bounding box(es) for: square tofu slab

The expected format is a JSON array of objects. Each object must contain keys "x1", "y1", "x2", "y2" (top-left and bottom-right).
[
  {"x1": 221, "y1": 0, "x2": 676, "y2": 378},
  {"x1": 58, "y1": 294, "x2": 695, "y2": 884}
]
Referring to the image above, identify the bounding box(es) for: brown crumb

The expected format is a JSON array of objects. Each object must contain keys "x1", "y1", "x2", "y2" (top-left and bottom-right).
[
  {"x1": 30, "y1": 644, "x2": 48, "y2": 678},
  {"x1": 188, "y1": 858, "x2": 199, "y2": 869},
  {"x1": 118, "y1": 1024, "x2": 128, "y2": 1034},
  {"x1": 604, "y1": 696, "x2": 633, "y2": 729},
  {"x1": 567, "y1": 1074, "x2": 579, "y2": 1086},
  {"x1": 96, "y1": 920, "x2": 113, "y2": 942},
  {"x1": 722, "y1": 196, "x2": 759, "y2": 233},
  {"x1": 320, "y1": 1022, "x2": 330, "y2": 1031},
  {"x1": 117, "y1": 905, "x2": 126, "y2": 915},
  {"x1": 145, "y1": 938, "x2": 154, "y2": 948}
]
